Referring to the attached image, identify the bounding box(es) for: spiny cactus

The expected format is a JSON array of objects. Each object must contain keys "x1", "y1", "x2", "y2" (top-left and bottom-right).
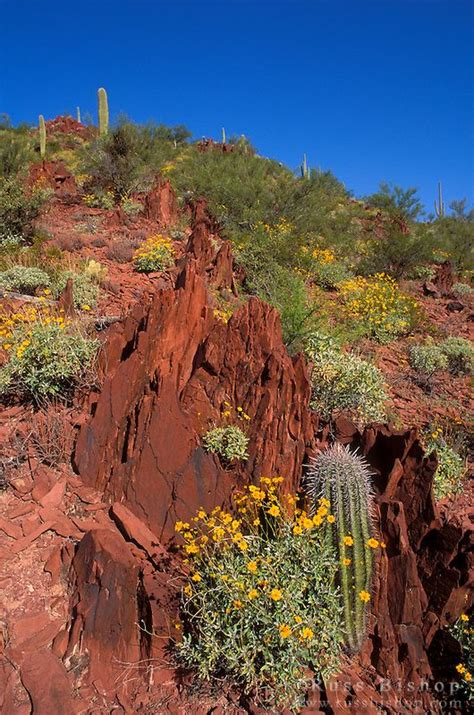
[
  {"x1": 306, "y1": 443, "x2": 377, "y2": 651},
  {"x1": 98, "y1": 87, "x2": 109, "y2": 137},
  {"x1": 434, "y1": 181, "x2": 445, "y2": 218},
  {"x1": 76, "y1": 106, "x2": 81, "y2": 124},
  {"x1": 301, "y1": 153, "x2": 310, "y2": 179},
  {"x1": 221, "y1": 127, "x2": 226, "y2": 144},
  {"x1": 38, "y1": 115, "x2": 46, "y2": 159}
]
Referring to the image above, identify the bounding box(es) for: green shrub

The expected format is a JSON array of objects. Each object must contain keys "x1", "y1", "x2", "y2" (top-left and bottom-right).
[
  {"x1": 53, "y1": 270, "x2": 99, "y2": 309},
  {"x1": 175, "y1": 479, "x2": 343, "y2": 709},
  {"x1": 0, "y1": 318, "x2": 98, "y2": 402},
  {"x1": 306, "y1": 444, "x2": 380, "y2": 650},
  {"x1": 422, "y1": 427, "x2": 466, "y2": 500},
  {"x1": 312, "y1": 259, "x2": 352, "y2": 289},
  {"x1": 82, "y1": 191, "x2": 115, "y2": 209},
  {"x1": 0, "y1": 176, "x2": 49, "y2": 240},
  {"x1": 202, "y1": 425, "x2": 249, "y2": 462},
  {"x1": 0, "y1": 266, "x2": 51, "y2": 295},
  {"x1": 120, "y1": 196, "x2": 142, "y2": 216},
  {"x1": 409, "y1": 340, "x2": 448, "y2": 377},
  {"x1": 441, "y1": 337, "x2": 474, "y2": 376},
  {"x1": 452, "y1": 282, "x2": 473, "y2": 297},
  {"x1": 308, "y1": 336, "x2": 387, "y2": 424},
  {"x1": 133, "y1": 234, "x2": 174, "y2": 273}
]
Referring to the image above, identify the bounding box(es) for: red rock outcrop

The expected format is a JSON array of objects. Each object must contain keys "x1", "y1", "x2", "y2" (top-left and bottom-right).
[
  {"x1": 29, "y1": 161, "x2": 79, "y2": 200},
  {"x1": 144, "y1": 177, "x2": 179, "y2": 226}
]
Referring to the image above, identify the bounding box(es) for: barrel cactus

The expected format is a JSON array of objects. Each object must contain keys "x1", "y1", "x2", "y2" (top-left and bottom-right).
[{"x1": 306, "y1": 443, "x2": 377, "y2": 651}]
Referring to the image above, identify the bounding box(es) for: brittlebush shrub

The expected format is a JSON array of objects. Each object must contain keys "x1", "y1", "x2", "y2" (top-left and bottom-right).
[
  {"x1": 0, "y1": 266, "x2": 51, "y2": 295},
  {"x1": 308, "y1": 336, "x2": 387, "y2": 424},
  {"x1": 409, "y1": 337, "x2": 473, "y2": 378},
  {"x1": 175, "y1": 478, "x2": 343, "y2": 709},
  {"x1": 53, "y1": 270, "x2": 99, "y2": 310},
  {"x1": 450, "y1": 614, "x2": 474, "y2": 700},
  {"x1": 0, "y1": 306, "x2": 98, "y2": 402},
  {"x1": 202, "y1": 425, "x2": 249, "y2": 462},
  {"x1": 134, "y1": 234, "x2": 174, "y2": 272},
  {"x1": 338, "y1": 273, "x2": 419, "y2": 342}
]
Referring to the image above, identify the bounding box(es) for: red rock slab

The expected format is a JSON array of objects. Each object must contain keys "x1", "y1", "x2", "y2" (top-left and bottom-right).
[
  {"x1": 38, "y1": 479, "x2": 66, "y2": 509},
  {"x1": 0, "y1": 515, "x2": 22, "y2": 539},
  {"x1": 11, "y1": 521, "x2": 55, "y2": 554},
  {"x1": 109, "y1": 502, "x2": 170, "y2": 565},
  {"x1": 20, "y1": 649, "x2": 80, "y2": 715}
]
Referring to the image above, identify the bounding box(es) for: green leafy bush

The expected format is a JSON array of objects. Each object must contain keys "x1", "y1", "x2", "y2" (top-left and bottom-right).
[
  {"x1": 312, "y1": 259, "x2": 352, "y2": 289},
  {"x1": 441, "y1": 337, "x2": 474, "y2": 376},
  {"x1": 0, "y1": 176, "x2": 49, "y2": 241},
  {"x1": 308, "y1": 336, "x2": 387, "y2": 424},
  {"x1": 0, "y1": 266, "x2": 51, "y2": 295},
  {"x1": 452, "y1": 282, "x2": 473, "y2": 297},
  {"x1": 422, "y1": 427, "x2": 466, "y2": 500},
  {"x1": 82, "y1": 191, "x2": 115, "y2": 209},
  {"x1": 202, "y1": 425, "x2": 249, "y2": 462},
  {"x1": 0, "y1": 316, "x2": 98, "y2": 402},
  {"x1": 53, "y1": 270, "x2": 99, "y2": 309},
  {"x1": 175, "y1": 478, "x2": 343, "y2": 709},
  {"x1": 409, "y1": 340, "x2": 448, "y2": 378},
  {"x1": 120, "y1": 196, "x2": 142, "y2": 216}
]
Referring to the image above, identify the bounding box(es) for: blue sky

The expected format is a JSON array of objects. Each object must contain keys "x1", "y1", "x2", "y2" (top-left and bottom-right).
[{"x1": 1, "y1": 0, "x2": 472, "y2": 212}]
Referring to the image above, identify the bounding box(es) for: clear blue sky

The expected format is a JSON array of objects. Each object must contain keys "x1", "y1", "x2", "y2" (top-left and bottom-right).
[{"x1": 1, "y1": 0, "x2": 472, "y2": 212}]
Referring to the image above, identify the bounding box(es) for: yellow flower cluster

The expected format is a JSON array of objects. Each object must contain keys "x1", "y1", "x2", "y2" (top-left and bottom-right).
[
  {"x1": 213, "y1": 307, "x2": 233, "y2": 324},
  {"x1": 1, "y1": 306, "x2": 67, "y2": 356},
  {"x1": 311, "y1": 247, "x2": 336, "y2": 264},
  {"x1": 221, "y1": 400, "x2": 251, "y2": 422},
  {"x1": 133, "y1": 234, "x2": 174, "y2": 272},
  {"x1": 339, "y1": 272, "x2": 418, "y2": 340}
]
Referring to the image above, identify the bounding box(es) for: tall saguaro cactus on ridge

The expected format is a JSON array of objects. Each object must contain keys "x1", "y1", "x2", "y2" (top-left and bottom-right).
[
  {"x1": 434, "y1": 181, "x2": 445, "y2": 218},
  {"x1": 38, "y1": 115, "x2": 46, "y2": 159},
  {"x1": 301, "y1": 153, "x2": 310, "y2": 179},
  {"x1": 98, "y1": 87, "x2": 109, "y2": 137},
  {"x1": 306, "y1": 443, "x2": 377, "y2": 651}
]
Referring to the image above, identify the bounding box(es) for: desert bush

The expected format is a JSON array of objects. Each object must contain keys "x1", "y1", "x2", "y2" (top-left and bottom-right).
[
  {"x1": 0, "y1": 130, "x2": 34, "y2": 179},
  {"x1": 409, "y1": 340, "x2": 448, "y2": 378},
  {"x1": 357, "y1": 221, "x2": 436, "y2": 279},
  {"x1": 29, "y1": 402, "x2": 74, "y2": 466},
  {"x1": 422, "y1": 427, "x2": 466, "y2": 500},
  {"x1": 106, "y1": 238, "x2": 135, "y2": 263},
  {"x1": 83, "y1": 259, "x2": 107, "y2": 283},
  {"x1": 312, "y1": 259, "x2": 352, "y2": 289},
  {"x1": 0, "y1": 266, "x2": 51, "y2": 295},
  {"x1": 452, "y1": 282, "x2": 473, "y2": 297},
  {"x1": 441, "y1": 337, "x2": 474, "y2": 376},
  {"x1": 0, "y1": 308, "x2": 98, "y2": 402},
  {"x1": 338, "y1": 273, "x2": 419, "y2": 342},
  {"x1": 82, "y1": 191, "x2": 115, "y2": 209},
  {"x1": 449, "y1": 614, "x2": 473, "y2": 700},
  {"x1": 0, "y1": 176, "x2": 49, "y2": 241},
  {"x1": 120, "y1": 196, "x2": 142, "y2": 216},
  {"x1": 133, "y1": 234, "x2": 174, "y2": 272},
  {"x1": 175, "y1": 478, "x2": 343, "y2": 709},
  {"x1": 308, "y1": 335, "x2": 387, "y2": 423},
  {"x1": 53, "y1": 270, "x2": 99, "y2": 309},
  {"x1": 202, "y1": 425, "x2": 249, "y2": 462}
]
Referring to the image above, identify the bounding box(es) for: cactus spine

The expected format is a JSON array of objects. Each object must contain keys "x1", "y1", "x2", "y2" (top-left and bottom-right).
[
  {"x1": 306, "y1": 443, "x2": 376, "y2": 651},
  {"x1": 221, "y1": 127, "x2": 226, "y2": 144},
  {"x1": 76, "y1": 106, "x2": 81, "y2": 124},
  {"x1": 434, "y1": 181, "x2": 445, "y2": 218},
  {"x1": 301, "y1": 153, "x2": 310, "y2": 179},
  {"x1": 38, "y1": 115, "x2": 46, "y2": 159},
  {"x1": 98, "y1": 87, "x2": 109, "y2": 137}
]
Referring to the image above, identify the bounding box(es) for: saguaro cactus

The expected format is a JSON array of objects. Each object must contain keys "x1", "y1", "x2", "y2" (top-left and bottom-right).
[
  {"x1": 98, "y1": 87, "x2": 109, "y2": 137},
  {"x1": 301, "y1": 153, "x2": 310, "y2": 179},
  {"x1": 434, "y1": 181, "x2": 445, "y2": 218},
  {"x1": 76, "y1": 106, "x2": 81, "y2": 124},
  {"x1": 221, "y1": 127, "x2": 226, "y2": 145},
  {"x1": 38, "y1": 115, "x2": 46, "y2": 159},
  {"x1": 306, "y1": 443, "x2": 377, "y2": 651}
]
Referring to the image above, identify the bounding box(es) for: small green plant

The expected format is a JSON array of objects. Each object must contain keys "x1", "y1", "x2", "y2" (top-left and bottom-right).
[
  {"x1": 312, "y1": 259, "x2": 352, "y2": 289},
  {"x1": 450, "y1": 613, "x2": 473, "y2": 699},
  {"x1": 409, "y1": 339, "x2": 448, "y2": 378},
  {"x1": 441, "y1": 337, "x2": 474, "y2": 376},
  {"x1": 98, "y1": 87, "x2": 109, "y2": 137},
  {"x1": 308, "y1": 335, "x2": 387, "y2": 424},
  {"x1": 174, "y1": 478, "x2": 343, "y2": 709},
  {"x1": 82, "y1": 191, "x2": 115, "y2": 209},
  {"x1": 0, "y1": 312, "x2": 98, "y2": 402},
  {"x1": 0, "y1": 266, "x2": 51, "y2": 295},
  {"x1": 202, "y1": 425, "x2": 249, "y2": 462},
  {"x1": 133, "y1": 234, "x2": 174, "y2": 273},
  {"x1": 120, "y1": 196, "x2": 142, "y2": 216},
  {"x1": 422, "y1": 427, "x2": 466, "y2": 500},
  {"x1": 452, "y1": 282, "x2": 473, "y2": 297},
  {"x1": 306, "y1": 443, "x2": 381, "y2": 651},
  {"x1": 0, "y1": 176, "x2": 49, "y2": 240},
  {"x1": 53, "y1": 270, "x2": 99, "y2": 309}
]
